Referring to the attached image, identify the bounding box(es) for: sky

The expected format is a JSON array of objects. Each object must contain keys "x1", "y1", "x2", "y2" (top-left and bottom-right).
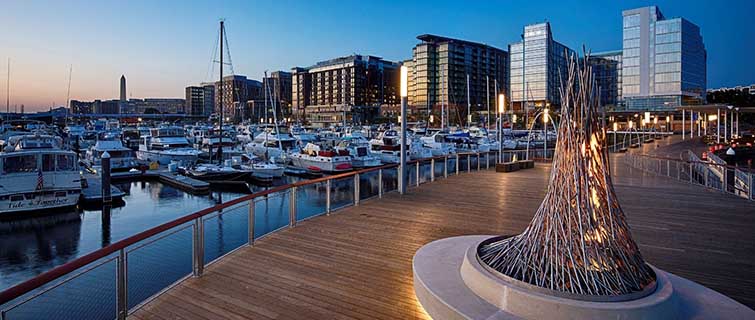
[{"x1": 1, "y1": 0, "x2": 753, "y2": 112}]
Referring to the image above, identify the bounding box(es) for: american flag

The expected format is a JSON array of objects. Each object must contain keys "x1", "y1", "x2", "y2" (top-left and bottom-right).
[{"x1": 36, "y1": 169, "x2": 44, "y2": 190}]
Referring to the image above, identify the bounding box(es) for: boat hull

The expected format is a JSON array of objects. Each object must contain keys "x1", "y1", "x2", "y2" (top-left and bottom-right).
[
  {"x1": 137, "y1": 150, "x2": 199, "y2": 165},
  {"x1": 290, "y1": 154, "x2": 352, "y2": 173},
  {"x1": 1, "y1": 190, "x2": 80, "y2": 214}
]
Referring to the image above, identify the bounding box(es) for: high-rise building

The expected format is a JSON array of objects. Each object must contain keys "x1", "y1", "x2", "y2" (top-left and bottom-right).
[
  {"x1": 262, "y1": 71, "x2": 293, "y2": 119},
  {"x1": 407, "y1": 34, "x2": 508, "y2": 124},
  {"x1": 621, "y1": 6, "x2": 706, "y2": 111},
  {"x1": 509, "y1": 22, "x2": 575, "y2": 112},
  {"x1": 291, "y1": 55, "x2": 400, "y2": 126},
  {"x1": 93, "y1": 99, "x2": 120, "y2": 114},
  {"x1": 215, "y1": 75, "x2": 263, "y2": 121},
  {"x1": 587, "y1": 50, "x2": 623, "y2": 108},
  {"x1": 185, "y1": 86, "x2": 205, "y2": 115}
]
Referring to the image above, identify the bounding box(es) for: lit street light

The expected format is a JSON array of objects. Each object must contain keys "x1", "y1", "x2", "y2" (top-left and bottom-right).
[{"x1": 399, "y1": 65, "x2": 408, "y2": 195}]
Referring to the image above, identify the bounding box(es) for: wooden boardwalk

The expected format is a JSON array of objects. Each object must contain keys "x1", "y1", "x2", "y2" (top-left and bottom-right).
[{"x1": 132, "y1": 157, "x2": 755, "y2": 319}]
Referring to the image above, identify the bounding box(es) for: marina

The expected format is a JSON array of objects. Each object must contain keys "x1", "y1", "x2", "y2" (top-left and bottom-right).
[{"x1": 2, "y1": 2, "x2": 755, "y2": 319}]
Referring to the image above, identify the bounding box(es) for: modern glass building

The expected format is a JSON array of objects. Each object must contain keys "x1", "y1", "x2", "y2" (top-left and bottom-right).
[
  {"x1": 407, "y1": 34, "x2": 508, "y2": 123},
  {"x1": 621, "y1": 6, "x2": 706, "y2": 111},
  {"x1": 509, "y1": 22, "x2": 575, "y2": 111},
  {"x1": 587, "y1": 50, "x2": 623, "y2": 108}
]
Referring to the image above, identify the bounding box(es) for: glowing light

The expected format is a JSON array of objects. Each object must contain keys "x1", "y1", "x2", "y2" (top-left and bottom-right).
[
  {"x1": 512, "y1": 114, "x2": 517, "y2": 123},
  {"x1": 665, "y1": 115, "x2": 670, "y2": 123},
  {"x1": 400, "y1": 66, "x2": 408, "y2": 98},
  {"x1": 543, "y1": 108, "x2": 549, "y2": 124},
  {"x1": 644, "y1": 112, "x2": 651, "y2": 124},
  {"x1": 498, "y1": 94, "x2": 505, "y2": 114},
  {"x1": 708, "y1": 115, "x2": 717, "y2": 121},
  {"x1": 612, "y1": 122, "x2": 617, "y2": 132},
  {"x1": 429, "y1": 114, "x2": 434, "y2": 123}
]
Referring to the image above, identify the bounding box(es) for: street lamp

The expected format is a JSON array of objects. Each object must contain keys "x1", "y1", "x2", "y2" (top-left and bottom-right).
[
  {"x1": 543, "y1": 108, "x2": 550, "y2": 159},
  {"x1": 399, "y1": 65, "x2": 408, "y2": 195},
  {"x1": 498, "y1": 93, "x2": 505, "y2": 162},
  {"x1": 612, "y1": 122, "x2": 618, "y2": 151}
]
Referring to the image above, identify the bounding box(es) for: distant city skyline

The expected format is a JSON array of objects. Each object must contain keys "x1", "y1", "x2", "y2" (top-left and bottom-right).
[{"x1": 1, "y1": 0, "x2": 753, "y2": 112}]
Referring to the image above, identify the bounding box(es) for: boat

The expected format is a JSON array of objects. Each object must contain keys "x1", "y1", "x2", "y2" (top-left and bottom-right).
[
  {"x1": 420, "y1": 131, "x2": 457, "y2": 156},
  {"x1": 335, "y1": 135, "x2": 381, "y2": 168},
  {"x1": 369, "y1": 129, "x2": 402, "y2": 164},
  {"x1": 184, "y1": 163, "x2": 251, "y2": 182},
  {"x1": 85, "y1": 139, "x2": 138, "y2": 170},
  {"x1": 0, "y1": 134, "x2": 81, "y2": 214},
  {"x1": 244, "y1": 131, "x2": 298, "y2": 162},
  {"x1": 238, "y1": 154, "x2": 285, "y2": 179},
  {"x1": 289, "y1": 143, "x2": 352, "y2": 173},
  {"x1": 136, "y1": 127, "x2": 202, "y2": 165}
]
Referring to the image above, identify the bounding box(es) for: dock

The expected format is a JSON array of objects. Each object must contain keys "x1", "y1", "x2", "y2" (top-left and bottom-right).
[
  {"x1": 80, "y1": 176, "x2": 126, "y2": 203},
  {"x1": 131, "y1": 153, "x2": 755, "y2": 319},
  {"x1": 109, "y1": 169, "x2": 210, "y2": 194}
]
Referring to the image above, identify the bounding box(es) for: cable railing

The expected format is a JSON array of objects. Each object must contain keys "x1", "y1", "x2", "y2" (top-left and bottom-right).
[
  {"x1": 606, "y1": 130, "x2": 673, "y2": 153},
  {"x1": 0, "y1": 149, "x2": 545, "y2": 320},
  {"x1": 624, "y1": 152, "x2": 754, "y2": 202}
]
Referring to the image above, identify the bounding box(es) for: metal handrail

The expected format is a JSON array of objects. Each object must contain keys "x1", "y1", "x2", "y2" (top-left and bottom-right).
[
  {"x1": 624, "y1": 152, "x2": 754, "y2": 202},
  {"x1": 0, "y1": 149, "x2": 533, "y2": 315}
]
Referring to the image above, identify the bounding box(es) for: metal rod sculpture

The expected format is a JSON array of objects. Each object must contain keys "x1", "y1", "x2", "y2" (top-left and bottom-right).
[{"x1": 478, "y1": 52, "x2": 656, "y2": 297}]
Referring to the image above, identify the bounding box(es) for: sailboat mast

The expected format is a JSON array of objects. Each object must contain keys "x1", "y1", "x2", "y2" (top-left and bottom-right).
[
  {"x1": 466, "y1": 74, "x2": 470, "y2": 128},
  {"x1": 65, "y1": 64, "x2": 72, "y2": 126},
  {"x1": 218, "y1": 20, "x2": 224, "y2": 165},
  {"x1": 6, "y1": 58, "x2": 9, "y2": 116},
  {"x1": 441, "y1": 68, "x2": 445, "y2": 130}
]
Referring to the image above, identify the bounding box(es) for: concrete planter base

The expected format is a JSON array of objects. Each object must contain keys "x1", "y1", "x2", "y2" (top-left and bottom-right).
[{"x1": 413, "y1": 235, "x2": 755, "y2": 319}]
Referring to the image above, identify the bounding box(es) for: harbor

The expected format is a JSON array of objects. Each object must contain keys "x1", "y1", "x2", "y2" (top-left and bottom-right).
[{"x1": 2, "y1": 1, "x2": 755, "y2": 319}]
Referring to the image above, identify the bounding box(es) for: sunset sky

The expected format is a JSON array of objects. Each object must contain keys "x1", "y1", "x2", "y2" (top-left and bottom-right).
[{"x1": 1, "y1": 0, "x2": 753, "y2": 112}]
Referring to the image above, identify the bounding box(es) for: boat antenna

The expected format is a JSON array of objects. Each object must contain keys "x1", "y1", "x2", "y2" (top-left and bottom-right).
[{"x1": 5, "y1": 58, "x2": 9, "y2": 121}]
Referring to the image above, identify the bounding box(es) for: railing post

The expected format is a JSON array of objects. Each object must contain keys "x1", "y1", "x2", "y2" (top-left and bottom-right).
[
  {"x1": 477, "y1": 153, "x2": 481, "y2": 171},
  {"x1": 116, "y1": 249, "x2": 128, "y2": 320},
  {"x1": 416, "y1": 162, "x2": 420, "y2": 187},
  {"x1": 486, "y1": 153, "x2": 490, "y2": 169},
  {"x1": 289, "y1": 187, "x2": 297, "y2": 226},
  {"x1": 444, "y1": 156, "x2": 448, "y2": 178},
  {"x1": 724, "y1": 167, "x2": 729, "y2": 194},
  {"x1": 248, "y1": 200, "x2": 255, "y2": 246},
  {"x1": 456, "y1": 154, "x2": 460, "y2": 175},
  {"x1": 354, "y1": 174, "x2": 360, "y2": 206},
  {"x1": 327, "y1": 179, "x2": 333, "y2": 211},
  {"x1": 749, "y1": 172, "x2": 754, "y2": 201},
  {"x1": 431, "y1": 158, "x2": 435, "y2": 181},
  {"x1": 377, "y1": 170, "x2": 382, "y2": 199},
  {"x1": 467, "y1": 154, "x2": 471, "y2": 172},
  {"x1": 192, "y1": 217, "x2": 204, "y2": 277},
  {"x1": 704, "y1": 167, "x2": 709, "y2": 188},
  {"x1": 666, "y1": 159, "x2": 670, "y2": 177},
  {"x1": 689, "y1": 162, "x2": 693, "y2": 183}
]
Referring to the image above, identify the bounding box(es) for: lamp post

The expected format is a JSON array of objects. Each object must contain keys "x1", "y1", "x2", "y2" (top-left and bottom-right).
[
  {"x1": 543, "y1": 107, "x2": 549, "y2": 160},
  {"x1": 498, "y1": 93, "x2": 505, "y2": 162},
  {"x1": 612, "y1": 122, "x2": 618, "y2": 152},
  {"x1": 399, "y1": 66, "x2": 408, "y2": 195}
]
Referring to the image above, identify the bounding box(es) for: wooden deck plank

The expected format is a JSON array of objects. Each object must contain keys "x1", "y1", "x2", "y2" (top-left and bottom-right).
[{"x1": 132, "y1": 157, "x2": 755, "y2": 319}]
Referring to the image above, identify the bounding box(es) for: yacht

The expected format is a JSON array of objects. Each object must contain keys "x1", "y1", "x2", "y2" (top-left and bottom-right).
[
  {"x1": 136, "y1": 127, "x2": 202, "y2": 165},
  {"x1": 0, "y1": 134, "x2": 81, "y2": 214},
  {"x1": 369, "y1": 129, "x2": 402, "y2": 164},
  {"x1": 335, "y1": 135, "x2": 381, "y2": 168},
  {"x1": 86, "y1": 138, "x2": 138, "y2": 171},
  {"x1": 244, "y1": 131, "x2": 298, "y2": 163},
  {"x1": 289, "y1": 143, "x2": 352, "y2": 173},
  {"x1": 238, "y1": 154, "x2": 285, "y2": 179},
  {"x1": 420, "y1": 131, "x2": 456, "y2": 156}
]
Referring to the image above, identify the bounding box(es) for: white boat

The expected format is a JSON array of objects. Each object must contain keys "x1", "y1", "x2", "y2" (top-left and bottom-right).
[
  {"x1": 420, "y1": 131, "x2": 456, "y2": 156},
  {"x1": 0, "y1": 134, "x2": 81, "y2": 214},
  {"x1": 238, "y1": 154, "x2": 285, "y2": 179},
  {"x1": 335, "y1": 135, "x2": 381, "y2": 168},
  {"x1": 136, "y1": 127, "x2": 202, "y2": 165},
  {"x1": 244, "y1": 131, "x2": 298, "y2": 162},
  {"x1": 289, "y1": 143, "x2": 352, "y2": 173},
  {"x1": 369, "y1": 129, "x2": 402, "y2": 164},
  {"x1": 86, "y1": 139, "x2": 138, "y2": 170},
  {"x1": 407, "y1": 135, "x2": 433, "y2": 160}
]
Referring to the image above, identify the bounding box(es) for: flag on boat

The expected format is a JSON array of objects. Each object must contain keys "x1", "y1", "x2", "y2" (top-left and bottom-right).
[{"x1": 36, "y1": 169, "x2": 44, "y2": 190}]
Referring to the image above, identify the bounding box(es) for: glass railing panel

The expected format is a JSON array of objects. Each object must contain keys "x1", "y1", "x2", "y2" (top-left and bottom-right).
[
  {"x1": 203, "y1": 202, "x2": 250, "y2": 264},
  {"x1": 358, "y1": 170, "x2": 379, "y2": 200},
  {"x1": 433, "y1": 157, "x2": 445, "y2": 178},
  {"x1": 330, "y1": 176, "x2": 354, "y2": 210},
  {"x1": 126, "y1": 224, "x2": 192, "y2": 310},
  {"x1": 1, "y1": 258, "x2": 117, "y2": 320},
  {"x1": 296, "y1": 182, "x2": 327, "y2": 221},
  {"x1": 253, "y1": 191, "x2": 290, "y2": 238},
  {"x1": 382, "y1": 167, "x2": 398, "y2": 192}
]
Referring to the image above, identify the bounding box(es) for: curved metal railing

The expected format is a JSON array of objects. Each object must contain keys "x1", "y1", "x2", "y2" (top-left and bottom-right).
[
  {"x1": 624, "y1": 152, "x2": 754, "y2": 202},
  {"x1": 0, "y1": 149, "x2": 554, "y2": 320}
]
